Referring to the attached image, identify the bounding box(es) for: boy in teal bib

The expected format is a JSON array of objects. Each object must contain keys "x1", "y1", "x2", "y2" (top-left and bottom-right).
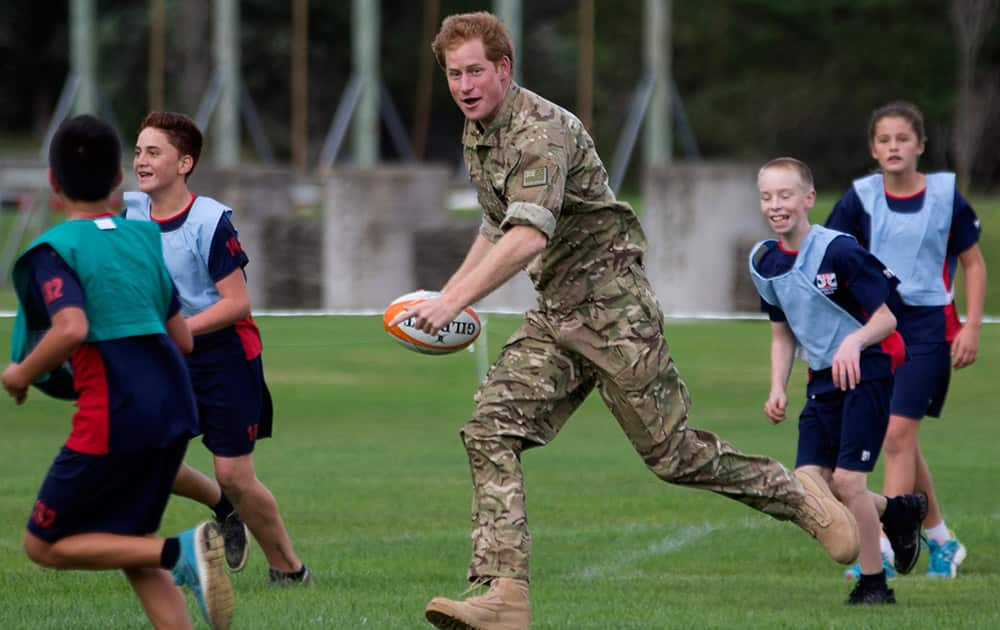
[{"x1": 2, "y1": 115, "x2": 234, "y2": 629}]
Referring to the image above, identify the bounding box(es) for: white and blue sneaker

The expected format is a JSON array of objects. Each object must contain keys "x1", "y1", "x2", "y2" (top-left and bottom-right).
[
  {"x1": 843, "y1": 552, "x2": 897, "y2": 581},
  {"x1": 172, "y1": 521, "x2": 235, "y2": 629},
  {"x1": 927, "y1": 538, "x2": 967, "y2": 578}
]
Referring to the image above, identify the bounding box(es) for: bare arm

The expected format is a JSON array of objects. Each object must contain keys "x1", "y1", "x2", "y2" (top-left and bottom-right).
[
  {"x1": 442, "y1": 234, "x2": 494, "y2": 293},
  {"x1": 952, "y1": 243, "x2": 986, "y2": 369},
  {"x1": 185, "y1": 269, "x2": 251, "y2": 336},
  {"x1": 392, "y1": 225, "x2": 547, "y2": 334},
  {"x1": 1, "y1": 307, "x2": 88, "y2": 405},
  {"x1": 831, "y1": 302, "x2": 896, "y2": 391},
  {"x1": 166, "y1": 311, "x2": 193, "y2": 354},
  {"x1": 765, "y1": 320, "x2": 796, "y2": 424}
]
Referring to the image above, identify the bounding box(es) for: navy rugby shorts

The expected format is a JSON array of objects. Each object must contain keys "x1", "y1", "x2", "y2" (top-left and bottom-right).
[
  {"x1": 890, "y1": 341, "x2": 951, "y2": 419},
  {"x1": 796, "y1": 376, "x2": 892, "y2": 473},
  {"x1": 28, "y1": 438, "x2": 188, "y2": 542},
  {"x1": 188, "y1": 331, "x2": 273, "y2": 457}
]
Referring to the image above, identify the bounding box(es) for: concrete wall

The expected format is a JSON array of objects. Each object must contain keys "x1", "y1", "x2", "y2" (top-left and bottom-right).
[
  {"x1": 188, "y1": 165, "x2": 535, "y2": 312},
  {"x1": 176, "y1": 162, "x2": 770, "y2": 315},
  {"x1": 193, "y1": 166, "x2": 300, "y2": 310},
  {"x1": 322, "y1": 165, "x2": 455, "y2": 310},
  {"x1": 641, "y1": 162, "x2": 770, "y2": 314}
]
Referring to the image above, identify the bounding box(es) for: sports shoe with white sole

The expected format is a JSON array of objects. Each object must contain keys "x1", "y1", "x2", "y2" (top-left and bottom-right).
[
  {"x1": 927, "y1": 538, "x2": 967, "y2": 578},
  {"x1": 215, "y1": 510, "x2": 250, "y2": 572},
  {"x1": 172, "y1": 521, "x2": 235, "y2": 630},
  {"x1": 792, "y1": 468, "x2": 860, "y2": 564}
]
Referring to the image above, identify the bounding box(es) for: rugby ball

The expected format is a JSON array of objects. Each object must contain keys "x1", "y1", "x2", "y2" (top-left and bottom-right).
[{"x1": 382, "y1": 290, "x2": 481, "y2": 355}]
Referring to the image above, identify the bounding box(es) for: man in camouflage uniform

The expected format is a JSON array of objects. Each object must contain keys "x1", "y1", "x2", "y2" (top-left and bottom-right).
[{"x1": 396, "y1": 12, "x2": 860, "y2": 630}]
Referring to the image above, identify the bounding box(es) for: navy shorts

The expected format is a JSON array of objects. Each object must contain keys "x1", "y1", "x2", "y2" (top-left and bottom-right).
[
  {"x1": 187, "y1": 334, "x2": 273, "y2": 457},
  {"x1": 796, "y1": 376, "x2": 892, "y2": 473},
  {"x1": 890, "y1": 342, "x2": 951, "y2": 419},
  {"x1": 28, "y1": 438, "x2": 188, "y2": 542}
]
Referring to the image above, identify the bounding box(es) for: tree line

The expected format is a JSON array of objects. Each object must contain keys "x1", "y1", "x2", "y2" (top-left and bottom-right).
[{"x1": 1, "y1": 0, "x2": 997, "y2": 191}]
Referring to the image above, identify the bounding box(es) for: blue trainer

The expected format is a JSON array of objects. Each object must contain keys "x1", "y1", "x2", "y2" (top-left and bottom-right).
[
  {"x1": 172, "y1": 521, "x2": 235, "y2": 629},
  {"x1": 927, "y1": 538, "x2": 967, "y2": 578},
  {"x1": 843, "y1": 552, "x2": 897, "y2": 581}
]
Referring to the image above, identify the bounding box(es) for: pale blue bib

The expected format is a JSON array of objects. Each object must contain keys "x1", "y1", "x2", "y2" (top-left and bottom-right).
[
  {"x1": 852, "y1": 172, "x2": 954, "y2": 306},
  {"x1": 749, "y1": 225, "x2": 862, "y2": 371},
  {"x1": 124, "y1": 192, "x2": 231, "y2": 317}
]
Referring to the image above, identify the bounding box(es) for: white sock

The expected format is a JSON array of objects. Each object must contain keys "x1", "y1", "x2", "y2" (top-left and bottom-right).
[
  {"x1": 925, "y1": 521, "x2": 952, "y2": 544},
  {"x1": 879, "y1": 534, "x2": 894, "y2": 560}
]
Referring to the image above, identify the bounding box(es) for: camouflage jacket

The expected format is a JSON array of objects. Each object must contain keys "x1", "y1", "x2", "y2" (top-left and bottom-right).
[{"x1": 462, "y1": 83, "x2": 648, "y2": 311}]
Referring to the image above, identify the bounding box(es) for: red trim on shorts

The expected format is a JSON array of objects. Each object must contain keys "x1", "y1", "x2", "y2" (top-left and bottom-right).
[
  {"x1": 66, "y1": 344, "x2": 110, "y2": 455},
  {"x1": 234, "y1": 316, "x2": 262, "y2": 360}
]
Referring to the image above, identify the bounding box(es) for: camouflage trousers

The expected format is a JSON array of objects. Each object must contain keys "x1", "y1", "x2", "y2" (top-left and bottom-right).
[{"x1": 462, "y1": 264, "x2": 805, "y2": 581}]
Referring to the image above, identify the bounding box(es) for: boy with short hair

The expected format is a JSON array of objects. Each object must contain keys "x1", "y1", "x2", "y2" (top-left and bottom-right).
[
  {"x1": 2, "y1": 114, "x2": 234, "y2": 629},
  {"x1": 127, "y1": 111, "x2": 308, "y2": 585},
  {"x1": 750, "y1": 157, "x2": 927, "y2": 604}
]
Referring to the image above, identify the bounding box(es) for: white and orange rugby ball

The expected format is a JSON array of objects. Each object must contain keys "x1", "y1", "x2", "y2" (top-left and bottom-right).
[{"x1": 382, "y1": 290, "x2": 481, "y2": 355}]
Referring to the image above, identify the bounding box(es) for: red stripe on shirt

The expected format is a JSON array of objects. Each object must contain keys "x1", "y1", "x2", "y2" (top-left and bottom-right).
[
  {"x1": 234, "y1": 315, "x2": 262, "y2": 360},
  {"x1": 941, "y1": 242, "x2": 962, "y2": 342},
  {"x1": 66, "y1": 344, "x2": 110, "y2": 455}
]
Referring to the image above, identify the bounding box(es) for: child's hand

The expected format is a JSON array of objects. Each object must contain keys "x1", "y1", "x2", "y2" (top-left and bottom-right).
[
  {"x1": 1, "y1": 363, "x2": 29, "y2": 405},
  {"x1": 764, "y1": 392, "x2": 787, "y2": 424},
  {"x1": 831, "y1": 337, "x2": 863, "y2": 391},
  {"x1": 951, "y1": 324, "x2": 980, "y2": 369}
]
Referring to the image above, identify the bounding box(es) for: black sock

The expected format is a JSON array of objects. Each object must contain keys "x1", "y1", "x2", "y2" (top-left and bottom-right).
[
  {"x1": 213, "y1": 493, "x2": 235, "y2": 521},
  {"x1": 161, "y1": 538, "x2": 180, "y2": 569},
  {"x1": 880, "y1": 496, "x2": 903, "y2": 527},
  {"x1": 276, "y1": 564, "x2": 308, "y2": 580},
  {"x1": 859, "y1": 570, "x2": 887, "y2": 589}
]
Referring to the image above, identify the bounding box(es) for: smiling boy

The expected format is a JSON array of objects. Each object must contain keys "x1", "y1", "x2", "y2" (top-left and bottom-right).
[{"x1": 750, "y1": 157, "x2": 928, "y2": 604}]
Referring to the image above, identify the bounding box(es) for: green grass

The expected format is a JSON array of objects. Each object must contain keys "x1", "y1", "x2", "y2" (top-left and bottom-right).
[{"x1": 1, "y1": 315, "x2": 998, "y2": 628}]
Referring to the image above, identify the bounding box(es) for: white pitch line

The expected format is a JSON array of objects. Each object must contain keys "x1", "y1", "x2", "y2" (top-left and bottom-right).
[{"x1": 568, "y1": 522, "x2": 723, "y2": 580}]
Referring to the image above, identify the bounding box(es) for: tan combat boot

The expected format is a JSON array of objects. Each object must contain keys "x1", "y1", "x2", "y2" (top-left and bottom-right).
[
  {"x1": 792, "y1": 468, "x2": 860, "y2": 565},
  {"x1": 425, "y1": 577, "x2": 530, "y2": 630}
]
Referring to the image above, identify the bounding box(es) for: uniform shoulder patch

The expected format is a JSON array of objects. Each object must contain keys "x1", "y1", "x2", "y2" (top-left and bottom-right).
[{"x1": 522, "y1": 166, "x2": 548, "y2": 187}]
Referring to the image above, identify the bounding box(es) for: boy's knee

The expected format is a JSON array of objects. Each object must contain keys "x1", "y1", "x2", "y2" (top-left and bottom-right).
[
  {"x1": 882, "y1": 429, "x2": 914, "y2": 457},
  {"x1": 214, "y1": 456, "x2": 255, "y2": 497},
  {"x1": 23, "y1": 533, "x2": 59, "y2": 568},
  {"x1": 830, "y1": 469, "x2": 866, "y2": 502}
]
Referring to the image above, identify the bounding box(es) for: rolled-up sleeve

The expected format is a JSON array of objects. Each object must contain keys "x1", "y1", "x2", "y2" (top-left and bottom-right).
[
  {"x1": 502, "y1": 201, "x2": 556, "y2": 239},
  {"x1": 479, "y1": 216, "x2": 505, "y2": 242}
]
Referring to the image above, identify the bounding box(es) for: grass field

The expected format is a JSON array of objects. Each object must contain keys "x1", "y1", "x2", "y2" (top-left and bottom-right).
[{"x1": 1, "y1": 315, "x2": 998, "y2": 629}]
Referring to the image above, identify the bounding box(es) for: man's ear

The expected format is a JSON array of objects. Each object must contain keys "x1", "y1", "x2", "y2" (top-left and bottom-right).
[{"x1": 497, "y1": 55, "x2": 512, "y2": 81}]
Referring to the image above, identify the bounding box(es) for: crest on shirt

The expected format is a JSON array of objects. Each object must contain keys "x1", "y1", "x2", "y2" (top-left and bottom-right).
[
  {"x1": 815, "y1": 272, "x2": 837, "y2": 294},
  {"x1": 522, "y1": 167, "x2": 548, "y2": 187}
]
